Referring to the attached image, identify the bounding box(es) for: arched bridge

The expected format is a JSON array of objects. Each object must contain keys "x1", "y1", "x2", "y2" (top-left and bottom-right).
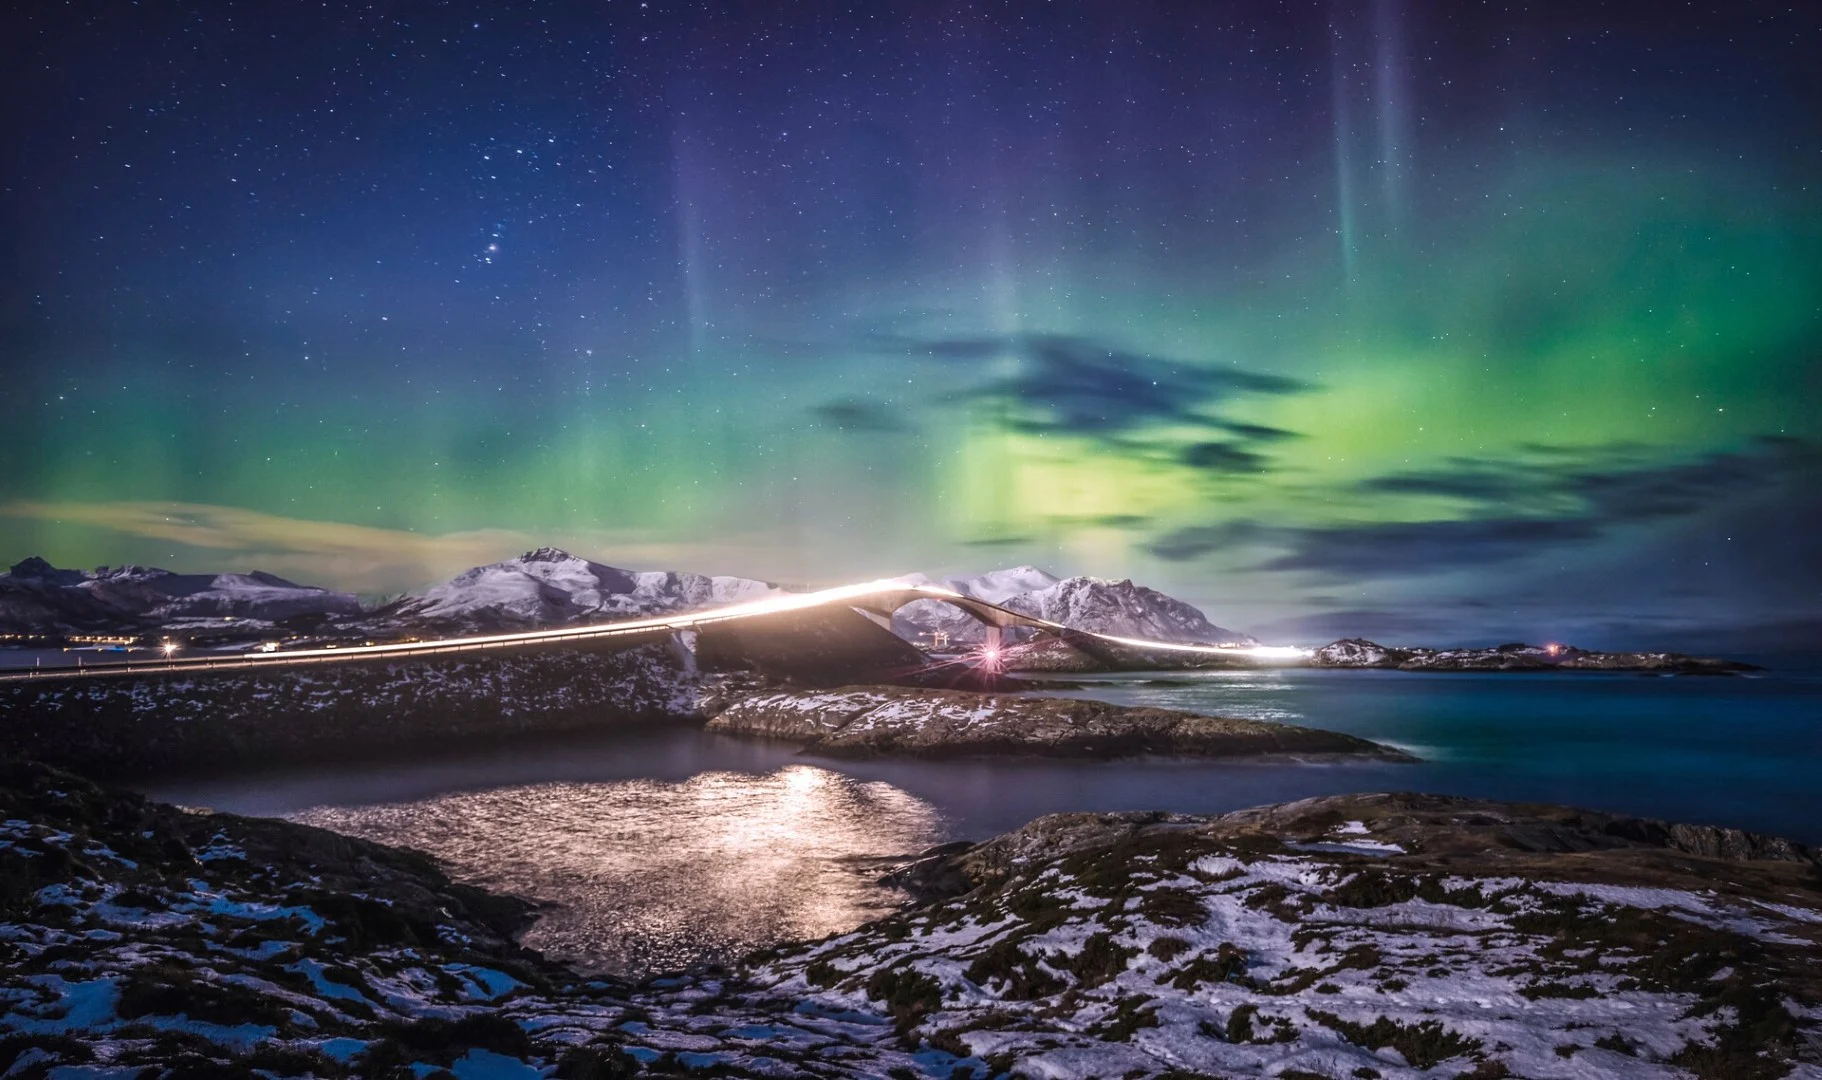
[{"x1": 0, "y1": 579, "x2": 1298, "y2": 683}]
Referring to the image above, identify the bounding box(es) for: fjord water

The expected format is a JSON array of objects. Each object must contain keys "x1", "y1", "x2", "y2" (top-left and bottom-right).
[{"x1": 141, "y1": 665, "x2": 1821, "y2": 975}]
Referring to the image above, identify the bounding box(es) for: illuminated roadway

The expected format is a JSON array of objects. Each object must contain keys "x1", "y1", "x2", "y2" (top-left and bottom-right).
[{"x1": 0, "y1": 579, "x2": 1308, "y2": 683}]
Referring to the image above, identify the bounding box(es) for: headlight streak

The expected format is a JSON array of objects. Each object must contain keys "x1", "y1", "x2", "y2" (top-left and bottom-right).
[{"x1": 2, "y1": 578, "x2": 1312, "y2": 681}]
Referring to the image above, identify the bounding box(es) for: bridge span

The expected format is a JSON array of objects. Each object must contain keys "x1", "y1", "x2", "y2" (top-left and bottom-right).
[{"x1": 0, "y1": 579, "x2": 1302, "y2": 684}]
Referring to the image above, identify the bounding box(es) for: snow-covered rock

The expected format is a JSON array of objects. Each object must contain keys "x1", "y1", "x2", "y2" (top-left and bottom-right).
[
  {"x1": 1309, "y1": 638, "x2": 1396, "y2": 667},
  {"x1": 706, "y1": 686, "x2": 1409, "y2": 760},
  {"x1": 391, "y1": 547, "x2": 782, "y2": 629},
  {"x1": 892, "y1": 566, "x2": 1251, "y2": 647},
  {"x1": 7, "y1": 765, "x2": 1819, "y2": 1078}
]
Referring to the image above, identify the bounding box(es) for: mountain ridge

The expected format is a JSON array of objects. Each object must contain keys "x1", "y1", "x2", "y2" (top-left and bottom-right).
[
  {"x1": 0, "y1": 552, "x2": 1253, "y2": 649},
  {"x1": 892, "y1": 564, "x2": 1254, "y2": 646}
]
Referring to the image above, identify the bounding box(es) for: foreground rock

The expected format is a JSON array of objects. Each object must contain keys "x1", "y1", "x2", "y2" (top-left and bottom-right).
[
  {"x1": 1312, "y1": 638, "x2": 1759, "y2": 674},
  {"x1": 795, "y1": 794, "x2": 1822, "y2": 1079},
  {"x1": 706, "y1": 685, "x2": 1415, "y2": 761},
  {"x1": 6, "y1": 762, "x2": 1820, "y2": 1078},
  {"x1": 0, "y1": 758, "x2": 954, "y2": 1079}
]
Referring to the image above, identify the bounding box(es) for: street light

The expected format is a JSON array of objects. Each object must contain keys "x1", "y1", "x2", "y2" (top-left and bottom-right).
[{"x1": 161, "y1": 640, "x2": 179, "y2": 658}]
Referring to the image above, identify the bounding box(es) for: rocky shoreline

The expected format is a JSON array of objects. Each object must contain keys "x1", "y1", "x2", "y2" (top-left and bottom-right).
[
  {"x1": 0, "y1": 645, "x2": 697, "y2": 780},
  {"x1": 1309, "y1": 638, "x2": 1760, "y2": 675},
  {"x1": 705, "y1": 685, "x2": 1415, "y2": 762},
  {"x1": 988, "y1": 635, "x2": 1761, "y2": 675},
  {"x1": 1, "y1": 642, "x2": 1414, "y2": 777},
  {"x1": 4, "y1": 760, "x2": 1819, "y2": 1078}
]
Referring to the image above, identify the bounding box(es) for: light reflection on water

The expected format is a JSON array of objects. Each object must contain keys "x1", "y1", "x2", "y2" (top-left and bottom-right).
[
  {"x1": 142, "y1": 664, "x2": 1821, "y2": 975},
  {"x1": 291, "y1": 765, "x2": 943, "y2": 975}
]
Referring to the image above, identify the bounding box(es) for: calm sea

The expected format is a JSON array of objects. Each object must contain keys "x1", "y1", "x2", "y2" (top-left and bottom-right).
[{"x1": 136, "y1": 662, "x2": 1822, "y2": 974}]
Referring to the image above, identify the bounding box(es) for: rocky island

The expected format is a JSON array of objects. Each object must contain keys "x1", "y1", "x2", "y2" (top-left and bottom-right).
[
  {"x1": 990, "y1": 635, "x2": 1761, "y2": 676},
  {"x1": 4, "y1": 759, "x2": 1819, "y2": 1078},
  {"x1": 1310, "y1": 638, "x2": 1760, "y2": 675},
  {"x1": 705, "y1": 685, "x2": 1414, "y2": 762}
]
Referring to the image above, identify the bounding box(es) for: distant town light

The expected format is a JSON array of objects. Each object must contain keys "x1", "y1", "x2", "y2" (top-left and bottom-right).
[{"x1": 161, "y1": 641, "x2": 179, "y2": 657}]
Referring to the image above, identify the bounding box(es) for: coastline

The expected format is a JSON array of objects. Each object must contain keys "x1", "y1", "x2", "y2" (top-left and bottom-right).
[{"x1": 5, "y1": 758, "x2": 1818, "y2": 1078}]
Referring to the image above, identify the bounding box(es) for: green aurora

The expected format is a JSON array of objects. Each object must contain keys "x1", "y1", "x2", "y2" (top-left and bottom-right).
[{"x1": 2, "y1": 2, "x2": 1817, "y2": 649}]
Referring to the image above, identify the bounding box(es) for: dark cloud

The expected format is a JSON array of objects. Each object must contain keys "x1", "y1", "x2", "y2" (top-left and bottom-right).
[
  {"x1": 1152, "y1": 437, "x2": 1819, "y2": 575},
  {"x1": 1362, "y1": 463, "x2": 1533, "y2": 503},
  {"x1": 1214, "y1": 421, "x2": 1301, "y2": 442},
  {"x1": 1147, "y1": 524, "x2": 1235, "y2": 561},
  {"x1": 1241, "y1": 607, "x2": 1467, "y2": 646},
  {"x1": 1365, "y1": 437, "x2": 1818, "y2": 522},
  {"x1": 1256, "y1": 517, "x2": 1603, "y2": 573},
  {"x1": 1150, "y1": 517, "x2": 1600, "y2": 568},
  {"x1": 810, "y1": 397, "x2": 910, "y2": 433},
  {"x1": 892, "y1": 332, "x2": 1309, "y2": 438},
  {"x1": 1180, "y1": 441, "x2": 1272, "y2": 474}
]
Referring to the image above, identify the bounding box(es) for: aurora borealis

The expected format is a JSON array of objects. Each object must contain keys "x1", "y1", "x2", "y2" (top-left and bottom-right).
[{"x1": 2, "y1": 2, "x2": 1817, "y2": 649}]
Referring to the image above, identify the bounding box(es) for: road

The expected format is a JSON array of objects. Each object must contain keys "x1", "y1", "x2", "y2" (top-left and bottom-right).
[{"x1": 0, "y1": 578, "x2": 1304, "y2": 683}]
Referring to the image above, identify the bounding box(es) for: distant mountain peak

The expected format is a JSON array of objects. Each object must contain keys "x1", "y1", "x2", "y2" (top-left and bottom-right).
[
  {"x1": 892, "y1": 566, "x2": 1252, "y2": 645},
  {"x1": 7, "y1": 557, "x2": 84, "y2": 590},
  {"x1": 519, "y1": 546, "x2": 581, "y2": 563},
  {"x1": 942, "y1": 566, "x2": 1061, "y2": 605},
  {"x1": 390, "y1": 548, "x2": 783, "y2": 630},
  {"x1": 0, "y1": 556, "x2": 361, "y2": 634}
]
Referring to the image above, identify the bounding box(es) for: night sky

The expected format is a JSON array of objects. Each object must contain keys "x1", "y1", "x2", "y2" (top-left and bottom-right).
[{"x1": 3, "y1": 1, "x2": 1818, "y2": 650}]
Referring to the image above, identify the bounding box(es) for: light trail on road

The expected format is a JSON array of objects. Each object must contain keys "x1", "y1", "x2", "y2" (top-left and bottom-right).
[{"x1": 0, "y1": 579, "x2": 1309, "y2": 683}]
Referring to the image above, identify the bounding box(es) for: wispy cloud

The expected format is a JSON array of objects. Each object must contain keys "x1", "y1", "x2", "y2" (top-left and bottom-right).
[
  {"x1": 1, "y1": 500, "x2": 537, "y2": 592},
  {"x1": 889, "y1": 331, "x2": 1311, "y2": 442},
  {"x1": 1151, "y1": 436, "x2": 1819, "y2": 575},
  {"x1": 1179, "y1": 441, "x2": 1274, "y2": 474}
]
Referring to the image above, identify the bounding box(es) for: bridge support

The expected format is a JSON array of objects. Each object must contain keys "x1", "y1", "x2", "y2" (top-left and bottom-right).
[
  {"x1": 984, "y1": 625, "x2": 1003, "y2": 653},
  {"x1": 668, "y1": 630, "x2": 699, "y2": 676}
]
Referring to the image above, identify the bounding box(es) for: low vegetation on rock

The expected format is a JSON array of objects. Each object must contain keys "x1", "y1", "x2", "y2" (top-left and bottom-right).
[{"x1": 4, "y1": 763, "x2": 1818, "y2": 1078}]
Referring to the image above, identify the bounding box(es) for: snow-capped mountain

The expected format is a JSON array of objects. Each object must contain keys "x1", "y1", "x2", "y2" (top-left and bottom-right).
[
  {"x1": 0, "y1": 556, "x2": 362, "y2": 633},
  {"x1": 887, "y1": 566, "x2": 1060, "y2": 645},
  {"x1": 1004, "y1": 575, "x2": 1253, "y2": 644},
  {"x1": 890, "y1": 565, "x2": 1252, "y2": 646},
  {"x1": 387, "y1": 547, "x2": 782, "y2": 629},
  {"x1": 946, "y1": 566, "x2": 1061, "y2": 604}
]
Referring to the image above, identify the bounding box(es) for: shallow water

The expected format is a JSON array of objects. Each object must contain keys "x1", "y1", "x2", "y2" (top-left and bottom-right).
[{"x1": 143, "y1": 664, "x2": 1822, "y2": 974}]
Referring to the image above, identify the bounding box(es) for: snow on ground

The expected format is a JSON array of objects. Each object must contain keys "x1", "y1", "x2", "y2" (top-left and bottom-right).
[
  {"x1": 5, "y1": 763, "x2": 1820, "y2": 1078},
  {"x1": 749, "y1": 820, "x2": 1822, "y2": 1079}
]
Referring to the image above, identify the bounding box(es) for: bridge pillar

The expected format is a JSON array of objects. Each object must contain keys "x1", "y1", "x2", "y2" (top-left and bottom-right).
[
  {"x1": 985, "y1": 625, "x2": 1003, "y2": 653},
  {"x1": 668, "y1": 630, "x2": 699, "y2": 676}
]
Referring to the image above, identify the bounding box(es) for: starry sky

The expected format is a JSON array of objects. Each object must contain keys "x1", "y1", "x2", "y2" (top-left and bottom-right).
[{"x1": 2, "y1": 1, "x2": 1818, "y2": 650}]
